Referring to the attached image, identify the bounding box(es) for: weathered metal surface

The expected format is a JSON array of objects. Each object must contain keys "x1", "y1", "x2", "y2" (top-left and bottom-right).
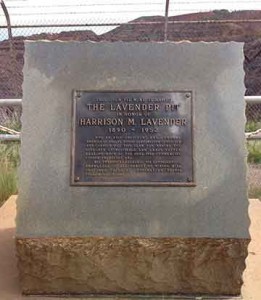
[
  {"x1": 71, "y1": 91, "x2": 194, "y2": 186},
  {"x1": 244, "y1": 95, "x2": 261, "y2": 104},
  {"x1": 0, "y1": 99, "x2": 22, "y2": 106},
  {"x1": 0, "y1": 134, "x2": 20, "y2": 141}
]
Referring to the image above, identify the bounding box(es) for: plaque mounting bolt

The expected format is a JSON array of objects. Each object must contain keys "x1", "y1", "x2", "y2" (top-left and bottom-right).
[
  {"x1": 185, "y1": 93, "x2": 191, "y2": 99},
  {"x1": 75, "y1": 176, "x2": 80, "y2": 182},
  {"x1": 75, "y1": 91, "x2": 82, "y2": 98}
]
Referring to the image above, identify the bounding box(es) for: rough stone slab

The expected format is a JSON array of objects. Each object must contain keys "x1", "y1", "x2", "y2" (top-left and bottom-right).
[
  {"x1": 16, "y1": 237, "x2": 249, "y2": 296},
  {"x1": 21, "y1": 296, "x2": 241, "y2": 300},
  {"x1": 4, "y1": 196, "x2": 259, "y2": 300},
  {"x1": 17, "y1": 41, "x2": 248, "y2": 239}
]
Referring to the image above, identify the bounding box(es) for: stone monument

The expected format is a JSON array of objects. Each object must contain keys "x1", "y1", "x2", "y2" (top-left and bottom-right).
[{"x1": 16, "y1": 41, "x2": 249, "y2": 297}]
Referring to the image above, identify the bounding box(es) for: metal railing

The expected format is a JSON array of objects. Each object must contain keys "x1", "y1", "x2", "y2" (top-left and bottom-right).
[
  {"x1": 0, "y1": 98, "x2": 21, "y2": 141},
  {"x1": 0, "y1": 97, "x2": 260, "y2": 142},
  {"x1": 0, "y1": 99, "x2": 22, "y2": 106},
  {"x1": 244, "y1": 96, "x2": 261, "y2": 141},
  {"x1": 245, "y1": 96, "x2": 261, "y2": 104},
  {"x1": 0, "y1": 133, "x2": 20, "y2": 141}
]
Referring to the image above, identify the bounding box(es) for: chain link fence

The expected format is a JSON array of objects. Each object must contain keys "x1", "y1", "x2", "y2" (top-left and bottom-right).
[
  {"x1": 0, "y1": 1, "x2": 260, "y2": 198},
  {"x1": 1, "y1": 2, "x2": 261, "y2": 122},
  {"x1": 0, "y1": 2, "x2": 261, "y2": 121}
]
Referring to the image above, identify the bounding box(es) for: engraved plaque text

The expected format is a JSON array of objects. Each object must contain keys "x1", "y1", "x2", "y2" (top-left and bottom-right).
[{"x1": 71, "y1": 91, "x2": 194, "y2": 186}]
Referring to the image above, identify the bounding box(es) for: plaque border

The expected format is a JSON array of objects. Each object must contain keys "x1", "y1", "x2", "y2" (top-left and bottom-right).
[{"x1": 70, "y1": 90, "x2": 195, "y2": 187}]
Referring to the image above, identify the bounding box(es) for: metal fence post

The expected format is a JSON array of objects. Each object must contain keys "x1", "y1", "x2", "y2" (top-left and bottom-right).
[
  {"x1": 0, "y1": 0, "x2": 12, "y2": 41},
  {"x1": 164, "y1": 0, "x2": 170, "y2": 42}
]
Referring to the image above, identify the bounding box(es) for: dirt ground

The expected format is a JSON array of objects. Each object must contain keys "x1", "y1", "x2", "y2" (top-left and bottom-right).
[{"x1": 0, "y1": 195, "x2": 260, "y2": 300}]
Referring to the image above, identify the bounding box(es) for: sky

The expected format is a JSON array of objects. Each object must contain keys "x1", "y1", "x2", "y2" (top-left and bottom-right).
[{"x1": 0, "y1": 0, "x2": 261, "y2": 39}]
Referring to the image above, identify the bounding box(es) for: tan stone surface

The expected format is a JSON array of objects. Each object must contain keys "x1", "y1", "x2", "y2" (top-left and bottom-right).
[
  {"x1": 0, "y1": 195, "x2": 21, "y2": 300},
  {"x1": 242, "y1": 199, "x2": 261, "y2": 300},
  {"x1": 16, "y1": 237, "x2": 248, "y2": 296},
  {"x1": 0, "y1": 196, "x2": 260, "y2": 299}
]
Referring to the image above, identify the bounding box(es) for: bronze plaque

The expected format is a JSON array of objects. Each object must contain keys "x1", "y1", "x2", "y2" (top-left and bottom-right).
[{"x1": 71, "y1": 91, "x2": 194, "y2": 186}]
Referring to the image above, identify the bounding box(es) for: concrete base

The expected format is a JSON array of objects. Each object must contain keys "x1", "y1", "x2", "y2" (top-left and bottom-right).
[{"x1": 1, "y1": 196, "x2": 260, "y2": 299}]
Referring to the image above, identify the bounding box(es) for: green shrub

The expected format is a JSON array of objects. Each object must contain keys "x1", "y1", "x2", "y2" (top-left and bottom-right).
[
  {"x1": 0, "y1": 142, "x2": 20, "y2": 207},
  {"x1": 245, "y1": 121, "x2": 261, "y2": 133},
  {"x1": 247, "y1": 141, "x2": 261, "y2": 164},
  {"x1": 0, "y1": 164, "x2": 17, "y2": 207},
  {"x1": 0, "y1": 110, "x2": 21, "y2": 206}
]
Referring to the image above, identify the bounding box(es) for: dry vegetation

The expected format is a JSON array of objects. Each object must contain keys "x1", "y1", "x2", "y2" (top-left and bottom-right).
[{"x1": 0, "y1": 109, "x2": 20, "y2": 206}]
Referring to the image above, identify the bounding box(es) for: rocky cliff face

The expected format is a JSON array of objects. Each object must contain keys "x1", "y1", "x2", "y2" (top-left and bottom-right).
[{"x1": 0, "y1": 10, "x2": 261, "y2": 98}]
